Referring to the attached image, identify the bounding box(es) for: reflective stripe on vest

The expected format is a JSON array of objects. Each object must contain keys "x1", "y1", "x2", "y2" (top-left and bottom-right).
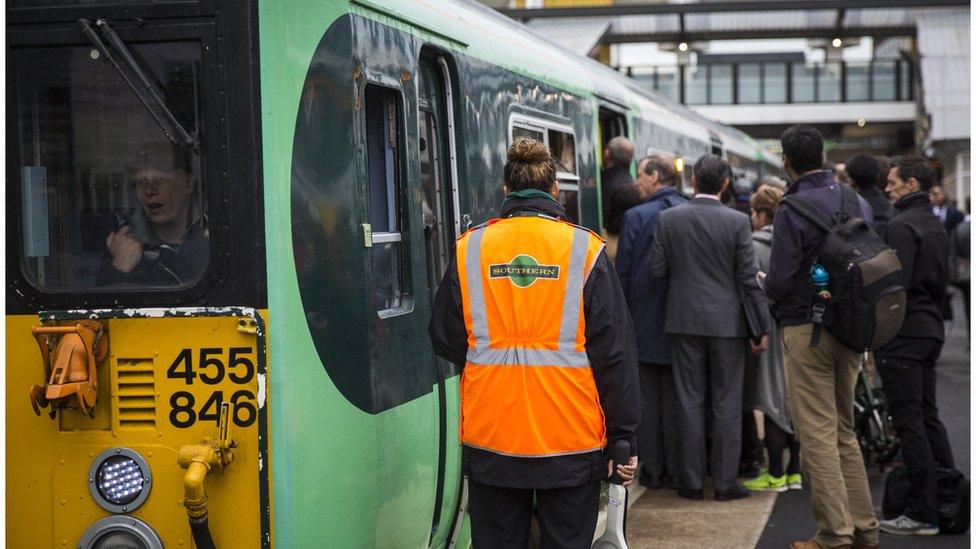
[
  {"x1": 464, "y1": 226, "x2": 591, "y2": 367},
  {"x1": 457, "y1": 216, "x2": 607, "y2": 458}
]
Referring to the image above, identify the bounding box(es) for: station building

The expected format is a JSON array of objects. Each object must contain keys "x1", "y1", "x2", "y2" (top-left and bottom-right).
[{"x1": 492, "y1": 0, "x2": 971, "y2": 209}]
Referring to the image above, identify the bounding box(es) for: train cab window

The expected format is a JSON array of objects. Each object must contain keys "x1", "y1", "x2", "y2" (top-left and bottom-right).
[
  {"x1": 364, "y1": 85, "x2": 409, "y2": 314},
  {"x1": 12, "y1": 41, "x2": 207, "y2": 291}
]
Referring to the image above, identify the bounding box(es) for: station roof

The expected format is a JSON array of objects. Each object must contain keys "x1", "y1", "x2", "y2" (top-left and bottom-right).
[{"x1": 504, "y1": 0, "x2": 969, "y2": 45}]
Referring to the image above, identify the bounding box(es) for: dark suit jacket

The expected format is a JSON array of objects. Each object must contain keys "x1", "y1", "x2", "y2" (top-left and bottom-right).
[
  {"x1": 648, "y1": 197, "x2": 769, "y2": 339},
  {"x1": 616, "y1": 187, "x2": 688, "y2": 364}
]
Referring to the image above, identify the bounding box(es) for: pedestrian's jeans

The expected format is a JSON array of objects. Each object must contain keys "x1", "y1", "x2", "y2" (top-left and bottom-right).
[
  {"x1": 781, "y1": 323, "x2": 879, "y2": 548},
  {"x1": 877, "y1": 336, "x2": 955, "y2": 524}
]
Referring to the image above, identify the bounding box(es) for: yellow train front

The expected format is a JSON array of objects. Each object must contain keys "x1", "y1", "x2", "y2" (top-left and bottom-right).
[
  {"x1": 6, "y1": 0, "x2": 273, "y2": 545},
  {"x1": 7, "y1": 309, "x2": 271, "y2": 547}
]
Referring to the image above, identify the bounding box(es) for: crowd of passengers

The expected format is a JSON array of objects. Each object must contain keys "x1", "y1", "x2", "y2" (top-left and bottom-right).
[{"x1": 600, "y1": 125, "x2": 968, "y2": 547}]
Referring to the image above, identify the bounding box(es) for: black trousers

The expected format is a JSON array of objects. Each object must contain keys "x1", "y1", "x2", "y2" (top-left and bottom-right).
[
  {"x1": 669, "y1": 335, "x2": 745, "y2": 492},
  {"x1": 638, "y1": 362, "x2": 681, "y2": 478},
  {"x1": 468, "y1": 479, "x2": 601, "y2": 549},
  {"x1": 878, "y1": 337, "x2": 955, "y2": 524}
]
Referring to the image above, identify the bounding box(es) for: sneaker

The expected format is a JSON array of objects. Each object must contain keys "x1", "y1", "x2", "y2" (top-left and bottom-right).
[
  {"x1": 787, "y1": 473, "x2": 803, "y2": 490},
  {"x1": 743, "y1": 471, "x2": 787, "y2": 493},
  {"x1": 879, "y1": 514, "x2": 939, "y2": 536}
]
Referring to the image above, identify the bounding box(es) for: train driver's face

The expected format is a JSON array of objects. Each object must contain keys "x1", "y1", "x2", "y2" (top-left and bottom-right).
[{"x1": 131, "y1": 166, "x2": 194, "y2": 226}]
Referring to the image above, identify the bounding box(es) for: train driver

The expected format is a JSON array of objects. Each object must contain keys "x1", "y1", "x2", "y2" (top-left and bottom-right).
[
  {"x1": 429, "y1": 137, "x2": 640, "y2": 548},
  {"x1": 96, "y1": 143, "x2": 208, "y2": 287}
]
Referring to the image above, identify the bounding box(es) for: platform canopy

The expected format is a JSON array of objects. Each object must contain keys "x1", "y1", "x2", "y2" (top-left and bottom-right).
[{"x1": 500, "y1": 0, "x2": 970, "y2": 44}]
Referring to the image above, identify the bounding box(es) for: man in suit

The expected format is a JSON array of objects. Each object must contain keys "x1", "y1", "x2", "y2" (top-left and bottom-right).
[
  {"x1": 616, "y1": 154, "x2": 688, "y2": 489},
  {"x1": 649, "y1": 154, "x2": 770, "y2": 501}
]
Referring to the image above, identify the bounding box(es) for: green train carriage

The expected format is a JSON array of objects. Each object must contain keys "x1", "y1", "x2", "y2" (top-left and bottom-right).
[{"x1": 6, "y1": 1, "x2": 780, "y2": 547}]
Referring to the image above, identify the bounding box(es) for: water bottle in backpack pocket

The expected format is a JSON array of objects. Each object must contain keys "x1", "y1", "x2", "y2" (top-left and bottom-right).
[{"x1": 782, "y1": 186, "x2": 906, "y2": 351}]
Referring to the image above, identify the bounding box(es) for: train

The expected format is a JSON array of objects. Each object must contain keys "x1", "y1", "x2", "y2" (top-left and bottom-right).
[{"x1": 5, "y1": 0, "x2": 781, "y2": 547}]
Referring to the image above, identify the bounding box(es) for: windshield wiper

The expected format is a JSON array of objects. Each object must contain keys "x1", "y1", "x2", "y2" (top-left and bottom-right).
[{"x1": 79, "y1": 18, "x2": 200, "y2": 152}]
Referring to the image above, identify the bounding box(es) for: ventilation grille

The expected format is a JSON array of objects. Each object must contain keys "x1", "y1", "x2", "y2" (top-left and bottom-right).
[{"x1": 116, "y1": 358, "x2": 157, "y2": 429}]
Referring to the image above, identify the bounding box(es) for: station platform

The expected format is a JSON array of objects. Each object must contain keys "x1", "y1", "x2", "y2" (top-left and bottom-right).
[{"x1": 602, "y1": 290, "x2": 971, "y2": 548}]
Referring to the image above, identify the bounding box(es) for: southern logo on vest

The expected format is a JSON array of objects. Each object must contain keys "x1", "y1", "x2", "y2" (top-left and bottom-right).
[{"x1": 489, "y1": 255, "x2": 561, "y2": 288}]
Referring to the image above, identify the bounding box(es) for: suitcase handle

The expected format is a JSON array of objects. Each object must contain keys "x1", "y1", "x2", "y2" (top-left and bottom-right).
[{"x1": 610, "y1": 440, "x2": 631, "y2": 485}]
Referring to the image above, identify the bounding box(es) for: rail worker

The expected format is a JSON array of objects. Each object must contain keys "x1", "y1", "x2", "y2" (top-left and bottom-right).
[
  {"x1": 429, "y1": 137, "x2": 640, "y2": 548},
  {"x1": 97, "y1": 143, "x2": 207, "y2": 286}
]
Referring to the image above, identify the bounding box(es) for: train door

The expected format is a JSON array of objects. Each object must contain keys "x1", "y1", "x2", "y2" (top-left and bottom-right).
[
  {"x1": 599, "y1": 104, "x2": 628, "y2": 148},
  {"x1": 417, "y1": 50, "x2": 466, "y2": 547},
  {"x1": 597, "y1": 104, "x2": 628, "y2": 229}
]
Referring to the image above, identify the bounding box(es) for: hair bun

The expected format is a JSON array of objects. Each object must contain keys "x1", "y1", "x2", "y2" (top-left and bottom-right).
[{"x1": 508, "y1": 137, "x2": 551, "y2": 164}]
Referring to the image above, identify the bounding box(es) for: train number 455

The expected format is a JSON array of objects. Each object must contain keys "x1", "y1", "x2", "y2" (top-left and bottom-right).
[{"x1": 166, "y1": 347, "x2": 259, "y2": 428}]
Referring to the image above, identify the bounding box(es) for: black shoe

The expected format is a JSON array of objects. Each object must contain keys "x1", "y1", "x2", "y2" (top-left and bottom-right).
[
  {"x1": 678, "y1": 487, "x2": 704, "y2": 500},
  {"x1": 639, "y1": 473, "x2": 663, "y2": 489},
  {"x1": 715, "y1": 485, "x2": 750, "y2": 501}
]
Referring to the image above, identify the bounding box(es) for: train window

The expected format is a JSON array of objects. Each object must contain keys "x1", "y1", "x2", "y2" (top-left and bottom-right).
[
  {"x1": 548, "y1": 130, "x2": 577, "y2": 178},
  {"x1": 364, "y1": 85, "x2": 408, "y2": 314},
  {"x1": 12, "y1": 41, "x2": 207, "y2": 291},
  {"x1": 510, "y1": 115, "x2": 581, "y2": 222}
]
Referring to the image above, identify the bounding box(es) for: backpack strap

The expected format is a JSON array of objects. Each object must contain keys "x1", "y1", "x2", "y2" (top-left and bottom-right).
[
  {"x1": 840, "y1": 186, "x2": 861, "y2": 220},
  {"x1": 781, "y1": 194, "x2": 834, "y2": 232}
]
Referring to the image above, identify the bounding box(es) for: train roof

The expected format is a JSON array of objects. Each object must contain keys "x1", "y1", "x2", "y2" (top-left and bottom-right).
[{"x1": 365, "y1": 0, "x2": 779, "y2": 166}]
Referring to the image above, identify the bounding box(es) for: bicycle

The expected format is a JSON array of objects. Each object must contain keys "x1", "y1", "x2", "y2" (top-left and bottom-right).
[{"x1": 853, "y1": 352, "x2": 901, "y2": 470}]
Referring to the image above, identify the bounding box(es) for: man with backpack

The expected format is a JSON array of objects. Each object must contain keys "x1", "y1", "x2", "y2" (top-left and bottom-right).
[
  {"x1": 876, "y1": 155, "x2": 957, "y2": 536},
  {"x1": 762, "y1": 125, "x2": 881, "y2": 549}
]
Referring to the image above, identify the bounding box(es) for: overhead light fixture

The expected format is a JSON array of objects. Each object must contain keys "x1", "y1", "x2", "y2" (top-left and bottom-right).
[
  {"x1": 857, "y1": 118, "x2": 867, "y2": 127},
  {"x1": 678, "y1": 42, "x2": 688, "y2": 52},
  {"x1": 832, "y1": 38, "x2": 843, "y2": 48}
]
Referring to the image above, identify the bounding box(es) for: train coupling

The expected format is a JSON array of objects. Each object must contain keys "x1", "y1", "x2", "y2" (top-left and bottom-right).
[{"x1": 28, "y1": 319, "x2": 107, "y2": 419}]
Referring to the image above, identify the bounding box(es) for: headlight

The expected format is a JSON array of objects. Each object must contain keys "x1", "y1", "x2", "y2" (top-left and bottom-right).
[
  {"x1": 78, "y1": 516, "x2": 163, "y2": 549},
  {"x1": 88, "y1": 448, "x2": 152, "y2": 513}
]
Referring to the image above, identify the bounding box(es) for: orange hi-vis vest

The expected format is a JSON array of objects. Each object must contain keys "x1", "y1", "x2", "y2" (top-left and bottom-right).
[{"x1": 456, "y1": 213, "x2": 608, "y2": 458}]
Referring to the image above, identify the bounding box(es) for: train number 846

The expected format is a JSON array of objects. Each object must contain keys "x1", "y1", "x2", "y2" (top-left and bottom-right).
[{"x1": 166, "y1": 347, "x2": 259, "y2": 428}]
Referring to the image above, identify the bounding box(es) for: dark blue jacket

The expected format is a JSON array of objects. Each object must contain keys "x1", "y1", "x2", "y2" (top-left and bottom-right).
[
  {"x1": 765, "y1": 171, "x2": 873, "y2": 325},
  {"x1": 615, "y1": 187, "x2": 687, "y2": 364}
]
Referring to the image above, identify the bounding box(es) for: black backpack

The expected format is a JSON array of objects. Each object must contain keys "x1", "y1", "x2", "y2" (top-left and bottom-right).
[
  {"x1": 883, "y1": 465, "x2": 970, "y2": 534},
  {"x1": 782, "y1": 186, "x2": 906, "y2": 351}
]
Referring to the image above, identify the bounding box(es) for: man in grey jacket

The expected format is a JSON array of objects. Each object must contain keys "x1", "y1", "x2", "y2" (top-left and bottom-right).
[{"x1": 649, "y1": 154, "x2": 770, "y2": 501}]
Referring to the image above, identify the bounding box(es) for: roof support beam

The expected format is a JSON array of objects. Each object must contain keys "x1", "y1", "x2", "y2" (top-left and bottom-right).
[
  {"x1": 499, "y1": 0, "x2": 969, "y2": 20},
  {"x1": 602, "y1": 27, "x2": 916, "y2": 44}
]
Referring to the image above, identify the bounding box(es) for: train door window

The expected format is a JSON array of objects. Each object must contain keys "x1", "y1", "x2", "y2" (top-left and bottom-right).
[
  {"x1": 419, "y1": 108, "x2": 446, "y2": 277},
  {"x1": 364, "y1": 85, "x2": 409, "y2": 314},
  {"x1": 11, "y1": 40, "x2": 208, "y2": 291}
]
